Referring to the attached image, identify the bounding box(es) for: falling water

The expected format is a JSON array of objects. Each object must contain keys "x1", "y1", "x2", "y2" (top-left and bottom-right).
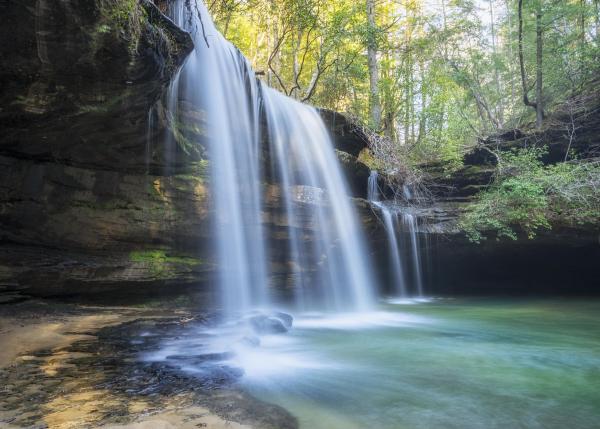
[
  {"x1": 381, "y1": 208, "x2": 408, "y2": 296},
  {"x1": 165, "y1": 0, "x2": 376, "y2": 315},
  {"x1": 263, "y1": 86, "x2": 375, "y2": 311},
  {"x1": 162, "y1": 67, "x2": 183, "y2": 176},
  {"x1": 403, "y1": 213, "x2": 424, "y2": 296},
  {"x1": 167, "y1": 0, "x2": 267, "y2": 316},
  {"x1": 368, "y1": 171, "x2": 407, "y2": 296},
  {"x1": 367, "y1": 169, "x2": 380, "y2": 202},
  {"x1": 368, "y1": 171, "x2": 424, "y2": 297}
]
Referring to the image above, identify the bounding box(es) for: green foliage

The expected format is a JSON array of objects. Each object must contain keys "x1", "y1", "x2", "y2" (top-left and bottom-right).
[
  {"x1": 543, "y1": 161, "x2": 600, "y2": 225},
  {"x1": 97, "y1": 0, "x2": 143, "y2": 37},
  {"x1": 107, "y1": 0, "x2": 138, "y2": 27},
  {"x1": 461, "y1": 148, "x2": 600, "y2": 242},
  {"x1": 210, "y1": 0, "x2": 600, "y2": 169}
]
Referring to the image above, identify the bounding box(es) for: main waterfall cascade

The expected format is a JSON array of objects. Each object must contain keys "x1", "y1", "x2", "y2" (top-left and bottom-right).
[
  {"x1": 167, "y1": 0, "x2": 268, "y2": 316},
  {"x1": 368, "y1": 171, "x2": 425, "y2": 298},
  {"x1": 166, "y1": 0, "x2": 376, "y2": 315},
  {"x1": 262, "y1": 86, "x2": 375, "y2": 311}
]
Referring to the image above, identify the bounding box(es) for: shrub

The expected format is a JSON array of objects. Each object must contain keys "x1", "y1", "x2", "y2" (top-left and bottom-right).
[{"x1": 460, "y1": 148, "x2": 600, "y2": 242}]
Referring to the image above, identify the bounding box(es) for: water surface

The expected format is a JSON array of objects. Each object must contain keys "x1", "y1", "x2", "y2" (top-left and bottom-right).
[{"x1": 237, "y1": 299, "x2": 600, "y2": 429}]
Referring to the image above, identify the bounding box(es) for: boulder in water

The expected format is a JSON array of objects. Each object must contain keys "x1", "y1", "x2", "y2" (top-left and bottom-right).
[
  {"x1": 248, "y1": 312, "x2": 293, "y2": 334},
  {"x1": 271, "y1": 312, "x2": 293, "y2": 329},
  {"x1": 165, "y1": 351, "x2": 234, "y2": 364}
]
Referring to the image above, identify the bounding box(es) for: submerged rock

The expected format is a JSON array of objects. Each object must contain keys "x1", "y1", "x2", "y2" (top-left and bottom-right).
[
  {"x1": 238, "y1": 335, "x2": 261, "y2": 348},
  {"x1": 271, "y1": 312, "x2": 294, "y2": 329},
  {"x1": 248, "y1": 312, "x2": 294, "y2": 335},
  {"x1": 165, "y1": 352, "x2": 234, "y2": 363}
]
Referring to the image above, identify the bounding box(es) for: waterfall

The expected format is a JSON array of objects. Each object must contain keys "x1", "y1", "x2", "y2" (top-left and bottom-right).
[
  {"x1": 368, "y1": 171, "x2": 425, "y2": 297},
  {"x1": 162, "y1": 67, "x2": 182, "y2": 176},
  {"x1": 165, "y1": 0, "x2": 376, "y2": 315},
  {"x1": 368, "y1": 170, "x2": 380, "y2": 202},
  {"x1": 167, "y1": 0, "x2": 267, "y2": 316},
  {"x1": 381, "y1": 208, "x2": 408, "y2": 296},
  {"x1": 402, "y1": 214, "x2": 424, "y2": 297},
  {"x1": 263, "y1": 86, "x2": 375, "y2": 311}
]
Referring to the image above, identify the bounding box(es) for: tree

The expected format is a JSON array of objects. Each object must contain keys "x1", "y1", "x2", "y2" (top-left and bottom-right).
[
  {"x1": 366, "y1": 0, "x2": 381, "y2": 129},
  {"x1": 208, "y1": 0, "x2": 600, "y2": 165},
  {"x1": 518, "y1": 0, "x2": 544, "y2": 128}
]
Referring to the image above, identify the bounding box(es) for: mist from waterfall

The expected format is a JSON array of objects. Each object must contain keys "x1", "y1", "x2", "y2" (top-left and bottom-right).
[
  {"x1": 166, "y1": 0, "x2": 376, "y2": 315},
  {"x1": 368, "y1": 171, "x2": 424, "y2": 297}
]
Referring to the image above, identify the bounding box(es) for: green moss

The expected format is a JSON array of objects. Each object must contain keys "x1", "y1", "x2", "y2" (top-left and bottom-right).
[
  {"x1": 129, "y1": 250, "x2": 201, "y2": 266},
  {"x1": 192, "y1": 160, "x2": 210, "y2": 176},
  {"x1": 129, "y1": 250, "x2": 203, "y2": 280},
  {"x1": 105, "y1": 0, "x2": 139, "y2": 31},
  {"x1": 94, "y1": 0, "x2": 145, "y2": 55}
]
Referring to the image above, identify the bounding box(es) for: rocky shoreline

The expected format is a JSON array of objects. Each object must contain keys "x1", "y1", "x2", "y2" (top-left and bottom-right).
[{"x1": 0, "y1": 298, "x2": 297, "y2": 429}]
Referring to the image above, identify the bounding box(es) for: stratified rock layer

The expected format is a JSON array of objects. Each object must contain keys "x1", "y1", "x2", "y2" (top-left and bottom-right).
[{"x1": 0, "y1": 0, "x2": 207, "y2": 296}]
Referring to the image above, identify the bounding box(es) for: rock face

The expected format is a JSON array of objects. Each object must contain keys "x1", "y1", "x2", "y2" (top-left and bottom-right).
[
  {"x1": 0, "y1": 0, "x2": 194, "y2": 172},
  {"x1": 319, "y1": 109, "x2": 369, "y2": 157},
  {"x1": 426, "y1": 227, "x2": 600, "y2": 295},
  {"x1": 0, "y1": 0, "x2": 210, "y2": 297}
]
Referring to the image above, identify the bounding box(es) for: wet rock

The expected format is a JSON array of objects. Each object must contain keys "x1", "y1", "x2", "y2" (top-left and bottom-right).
[
  {"x1": 248, "y1": 315, "x2": 289, "y2": 334},
  {"x1": 319, "y1": 110, "x2": 369, "y2": 157},
  {"x1": 0, "y1": 311, "x2": 297, "y2": 429},
  {"x1": 0, "y1": 292, "x2": 28, "y2": 305},
  {"x1": 335, "y1": 149, "x2": 372, "y2": 199},
  {"x1": 271, "y1": 312, "x2": 294, "y2": 329},
  {"x1": 166, "y1": 352, "x2": 234, "y2": 363}
]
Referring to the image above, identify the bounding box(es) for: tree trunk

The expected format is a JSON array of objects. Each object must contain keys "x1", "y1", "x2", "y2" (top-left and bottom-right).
[
  {"x1": 366, "y1": 0, "x2": 381, "y2": 129},
  {"x1": 489, "y1": 0, "x2": 504, "y2": 127},
  {"x1": 535, "y1": 6, "x2": 544, "y2": 129},
  {"x1": 518, "y1": 0, "x2": 544, "y2": 128},
  {"x1": 291, "y1": 28, "x2": 303, "y2": 98},
  {"x1": 580, "y1": 0, "x2": 586, "y2": 47},
  {"x1": 595, "y1": 0, "x2": 599, "y2": 40},
  {"x1": 506, "y1": 0, "x2": 516, "y2": 109},
  {"x1": 404, "y1": 4, "x2": 413, "y2": 144}
]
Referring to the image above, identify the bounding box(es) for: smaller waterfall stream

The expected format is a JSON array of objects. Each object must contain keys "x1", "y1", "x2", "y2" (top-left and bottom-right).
[
  {"x1": 368, "y1": 171, "x2": 425, "y2": 297},
  {"x1": 403, "y1": 213, "x2": 424, "y2": 296},
  {"x1": 381, "y1": 208, "x2": 408, "y2": 296}
]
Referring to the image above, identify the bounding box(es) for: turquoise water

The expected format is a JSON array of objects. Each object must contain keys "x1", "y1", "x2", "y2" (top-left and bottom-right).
[{"x1": 238, "y1": 299, "x2": 600, "y2": 429}]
